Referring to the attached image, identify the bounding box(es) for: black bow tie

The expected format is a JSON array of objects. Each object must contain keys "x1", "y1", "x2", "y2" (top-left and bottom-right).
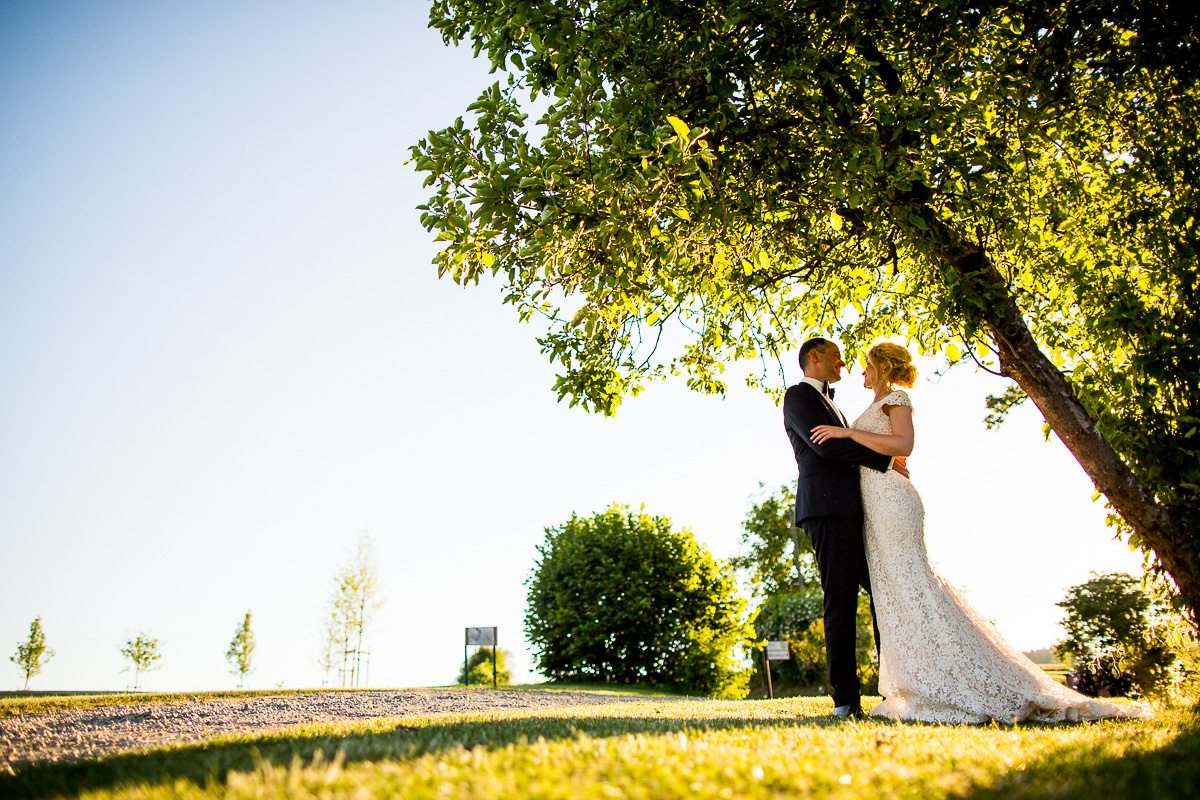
[{"x1": 822, "y1": 381, "x2": 835, "y2": 399}]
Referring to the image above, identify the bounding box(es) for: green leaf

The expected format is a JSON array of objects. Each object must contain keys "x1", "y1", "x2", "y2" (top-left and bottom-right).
[{"x1": 666, "y1": 115, "x2": 690, "y2": 140}]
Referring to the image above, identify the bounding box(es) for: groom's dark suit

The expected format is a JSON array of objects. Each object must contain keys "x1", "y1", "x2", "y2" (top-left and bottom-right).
[{"x1": 783, "y1": 381, "x2": 891, "y2": 709}]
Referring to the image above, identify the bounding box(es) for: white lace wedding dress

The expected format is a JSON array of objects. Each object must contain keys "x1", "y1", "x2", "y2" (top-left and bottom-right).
[{"x1": 855, "y1": 389, "x2": 1151, "y2": 723}]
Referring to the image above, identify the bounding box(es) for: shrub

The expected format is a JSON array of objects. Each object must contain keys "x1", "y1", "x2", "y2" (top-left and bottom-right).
[
  {"x1": 750, "y1": 589, "x2": 878, "y2": 696},
  {"x1": 1056, "y1": 572, "x2": 1176, "y2": 698},
  {"x1": 457, "y1": 647, "x2": 513, "y2": 686},
  {"x1": 525, "y1": 504, "x2": 751, "y2": 698}
]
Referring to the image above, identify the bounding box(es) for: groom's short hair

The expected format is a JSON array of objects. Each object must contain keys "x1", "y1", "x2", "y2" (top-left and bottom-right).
[{"x1": 799, "y1": 337, "x2": 832, "y2": 370}]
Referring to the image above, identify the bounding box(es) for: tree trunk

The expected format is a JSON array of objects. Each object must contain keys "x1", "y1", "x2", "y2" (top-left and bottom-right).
[
  {"x1": 856, "y1": 36, "x2": 1198, "y2": 625},
  {"x1": 923, "y1": 221, "x2": 1199, "y2": 624}
]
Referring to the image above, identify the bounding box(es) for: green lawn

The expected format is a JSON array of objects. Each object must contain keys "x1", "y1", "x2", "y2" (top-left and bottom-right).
[{"x1": 3, "y1": 694, "x2": 1196, "y2": 799}]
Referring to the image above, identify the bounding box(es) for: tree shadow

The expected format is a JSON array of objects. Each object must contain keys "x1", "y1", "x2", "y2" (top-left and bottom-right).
[
  {"x1": 4, "y1": 709, "x2": 1196, "y2": 800},
  {"x1": 953, "y1": 715, "x2": 1200, "y2": 800},
  {"x1": 0, "y1": 711, "x2": 837, "y2": 799}
]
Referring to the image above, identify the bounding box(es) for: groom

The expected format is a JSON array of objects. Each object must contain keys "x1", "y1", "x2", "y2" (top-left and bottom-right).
[{"x1": 783, "y1": 337, "x2": 905, "y2": 718}]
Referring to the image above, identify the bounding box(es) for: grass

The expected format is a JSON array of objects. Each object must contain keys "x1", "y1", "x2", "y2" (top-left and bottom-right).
[{"x1": 2, "y1": 694, "x2": 1196, "y2": 799}]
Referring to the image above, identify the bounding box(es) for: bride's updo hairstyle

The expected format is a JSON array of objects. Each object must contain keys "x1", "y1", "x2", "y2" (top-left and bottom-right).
[{"x1": 868, "y1": 342, "x2": 918, "y2": 388}]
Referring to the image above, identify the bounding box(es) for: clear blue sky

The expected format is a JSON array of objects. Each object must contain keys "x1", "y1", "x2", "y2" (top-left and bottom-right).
[{"x1": 1, "y1": 0, "x2": 1141, "y2": 691}]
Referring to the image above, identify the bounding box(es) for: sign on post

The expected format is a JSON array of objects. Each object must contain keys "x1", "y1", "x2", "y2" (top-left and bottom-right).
[
  {"x1": 766, "y1": 641, "x2": 790, "y2": 661},
  {"x1": 763, "y1": 641, "x2": 789, "y2": 699},
  {"x1": 465, "y1": 627, "x2": 496, "y2": 647},
  {"x1": 464, "y1": 626, "x2": 498, "y2": 688}
]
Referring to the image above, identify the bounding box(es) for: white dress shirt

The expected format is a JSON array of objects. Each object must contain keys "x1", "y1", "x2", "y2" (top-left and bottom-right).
[
  {"x1": 801, "y1": 376, "x2": 848, "y2": 425},
  {"x1": 800, "y1": 375, "x2": 894, "y2": 469}
]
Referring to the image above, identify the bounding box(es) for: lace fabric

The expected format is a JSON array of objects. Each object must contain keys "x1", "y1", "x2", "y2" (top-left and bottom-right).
[{"x1": 855, "y1": 390, "x2": 1150, "y2": 723}]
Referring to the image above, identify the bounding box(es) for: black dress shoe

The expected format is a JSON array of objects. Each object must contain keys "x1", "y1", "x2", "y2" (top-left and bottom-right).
[{"x1": 832, "y1": 704, "x2": 867, "y2": 719}]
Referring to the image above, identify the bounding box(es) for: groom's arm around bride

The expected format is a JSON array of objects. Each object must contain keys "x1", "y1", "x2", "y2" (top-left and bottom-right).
[{"x1": 782, "y1": 338, "x2": 894, "y2": 716}]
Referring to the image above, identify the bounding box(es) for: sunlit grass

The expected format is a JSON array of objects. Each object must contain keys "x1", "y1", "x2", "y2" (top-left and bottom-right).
[{"x1": 3, "y1": 695, "x2": 1196, "y2": 799}]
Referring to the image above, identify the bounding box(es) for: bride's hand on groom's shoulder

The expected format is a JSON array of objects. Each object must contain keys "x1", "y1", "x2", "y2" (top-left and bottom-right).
[{"x1": 811, "y1": 424, "x2": 851, "y2": 444}]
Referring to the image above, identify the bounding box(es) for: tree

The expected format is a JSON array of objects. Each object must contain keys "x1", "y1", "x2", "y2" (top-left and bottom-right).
[
  {"x1": 1055, "y1": 572, "x2": 1175, "y2": 697},
  {"x1": 730, "y1": 483, "x2": 817, "y2": 599},
  {"x1": 415, "y1": 1, "x2": 1200, "y2": 624},
  {"x1": 457, "y1": 646, "x2": 514, "y2": 686},
  {"x1": 225, "y1": 611, "x2": 256, "y2": 689},
  {"x1": 10, "y1": 617, "x2": 54, "y2": 691},
  {"x1": 322, "y1": 533, "x2": 384, "y2": 688},
  {"x1": 734, "y1": 485, "x2": 877, "y2": 694},
  {"x1": 120, "y1": 633, "x2": 161, "y2": 691},
  {"x1": 525, "y1": 504, "x2": 751, "y2": 697},
  {"x1": 316, "y1": 607, "x2": 345, "y2": 688}
]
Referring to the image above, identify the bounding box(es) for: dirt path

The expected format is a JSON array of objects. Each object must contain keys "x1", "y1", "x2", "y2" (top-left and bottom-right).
[{"x1": 0, "y1": 688, "x2": 677, "y2": 772}]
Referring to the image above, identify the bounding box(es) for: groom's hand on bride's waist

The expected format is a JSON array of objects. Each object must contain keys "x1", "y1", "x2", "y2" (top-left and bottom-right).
[{"x1": 892, "y1": 457, "x2": 910, "y2": 478}]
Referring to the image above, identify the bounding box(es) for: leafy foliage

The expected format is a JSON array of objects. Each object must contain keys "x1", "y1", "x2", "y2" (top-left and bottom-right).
[
  {"x1": 322, "y1": 533, "x2": 384, "y2": 688},
  {"x1": 729, "y1": 483, "x2": 817, "y2": 599},
  {"x1": 119, "y1": 633, "x2": 161, "y2": 691},
  {"x1": 10, "y1": 617, "x2": 54, "y2": 691},
  {"x1": 737, "y1": 486, "x2": 878, "y2": 695},
  {"x1": 1055, "y1": 572, "x2": 1177, "y2": 698},
  {"x1": 458, "y1": 647, "x2": 513, "y2": 686},
  {"x1": 415, "y1": 0, "x2": 1200, "y2": 622},
  {"x1": 225, "y1": 612, "x2": 256, "y2": 690},
  {"x1": 525, "y1": 504, "x2": 751, "y2": 697}
]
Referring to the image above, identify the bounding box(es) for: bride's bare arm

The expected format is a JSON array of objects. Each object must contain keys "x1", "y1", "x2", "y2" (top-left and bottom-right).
[{"x1": 811, "y1": 405, "x2": 914, "y2": 456}]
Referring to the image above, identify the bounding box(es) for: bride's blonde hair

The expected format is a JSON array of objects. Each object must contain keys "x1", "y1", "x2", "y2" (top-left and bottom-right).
[{"x1": 868, "y1": 342, "x2": 918, "y2": 388}]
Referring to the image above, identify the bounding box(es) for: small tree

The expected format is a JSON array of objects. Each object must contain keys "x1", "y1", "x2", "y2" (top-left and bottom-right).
[
  {"x1": 120, "y1": 633, "x2": 161, "y2": 691},
  {"x1": 457, "y1": 647, "x2": 513, "y2": 686},
  {"x1": 322, "y1": 533, "x2": 384, "y2": 687},
  {"x1": 1056, "y1": 572, "x2": 1175, "y2": 698},
  {"x1": 526, "y1": 504, "x2": 751, "y2": 698},
  {"x1": 225, "y1": 611, "x2": 255, "y2": 689},
  {"x1": 10, "y1": 617, "x2": 54, "y2": 691}
]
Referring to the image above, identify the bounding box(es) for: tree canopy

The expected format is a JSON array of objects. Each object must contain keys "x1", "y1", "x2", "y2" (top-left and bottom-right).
[
  {"x1": 525, "y1": 504, "x2": 750, "y2": 697},
  {"x1": 730, "y1": 483, "x2": 817, "y2": 599},
  {"x1": 414, "y1": 1, "x2": 1200, "y2": 620}
]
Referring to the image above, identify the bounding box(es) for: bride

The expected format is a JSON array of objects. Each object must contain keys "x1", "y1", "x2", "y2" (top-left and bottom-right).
[{"x1": 811, "y1": 342, "x2": 1150, "y2": 723}]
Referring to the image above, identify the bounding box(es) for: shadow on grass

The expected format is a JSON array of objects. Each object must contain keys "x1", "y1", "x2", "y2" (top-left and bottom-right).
[
  {"x1": 2, "y1": 712, "x2": 835, "y2": 799},
  {"x1": 4, "y1": 710, "x2": 1198, "y2": 800},
  {"x1": 956, "y1": 714, "x2": 1200, "y2": 800}
]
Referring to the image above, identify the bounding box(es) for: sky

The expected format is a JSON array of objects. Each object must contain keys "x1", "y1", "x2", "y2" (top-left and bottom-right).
[{"x1": 0, "y1": 0, "x2": 1143, "y2": 692}]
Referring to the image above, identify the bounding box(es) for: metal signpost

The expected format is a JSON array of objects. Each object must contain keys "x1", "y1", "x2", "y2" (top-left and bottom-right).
[
  {"x1": 764, "y1": 640, "x2": 790, "y2": 699},
  {"x1": 464, "y1": 626, "x2": 498, "y2": 688}
]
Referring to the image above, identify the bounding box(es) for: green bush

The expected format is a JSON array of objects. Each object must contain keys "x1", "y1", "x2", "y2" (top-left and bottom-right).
[
  {"x1": 525, "y1": 504, "x2": 751, "y2": 698},
  {"x1": 734, "y1": 485, "x2": 879, "y2": 696},
  {"x1": 1056, "y1": 572, "x2": 1177, "y2": 698},
  {"x1": 751, "y1": 589, "x2": 878, "y2": 696},
  {"x1": 457, "y1": 647, "x2": 512, "y2": 686}
]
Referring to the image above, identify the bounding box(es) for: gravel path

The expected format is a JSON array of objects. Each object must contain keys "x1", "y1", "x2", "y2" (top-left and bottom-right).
[{"x1": 0, "y1": 688, "x2": 678, "y2": 772}]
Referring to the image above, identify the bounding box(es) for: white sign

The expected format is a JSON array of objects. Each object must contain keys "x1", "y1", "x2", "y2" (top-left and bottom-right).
[
  {"x1": 465, "y1": 627, "x2": 496, "y2": 646},
  {"x1": 765, "y1": 641, "x2": 790, "y2": 661}
]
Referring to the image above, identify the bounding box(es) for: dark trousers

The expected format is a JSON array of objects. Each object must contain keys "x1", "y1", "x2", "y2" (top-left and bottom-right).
[{"x1": 800, "y1": 513, "x2": 880, "y2": 708}]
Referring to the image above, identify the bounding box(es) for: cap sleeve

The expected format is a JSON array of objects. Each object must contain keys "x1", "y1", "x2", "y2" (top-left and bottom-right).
[{"x1": 883, "y1": 389, "x2": 913, "y2": 411}]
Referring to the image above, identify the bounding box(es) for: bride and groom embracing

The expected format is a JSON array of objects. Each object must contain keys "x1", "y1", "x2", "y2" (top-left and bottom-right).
[{"x1": 784, "y1": 337, "x2": 1150, "y2": 723}]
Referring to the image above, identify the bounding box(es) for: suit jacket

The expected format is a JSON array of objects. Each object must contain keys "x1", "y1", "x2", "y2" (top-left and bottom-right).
[{"x1": 783, "y1": 382, "x2": 892, "y2": 523}]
